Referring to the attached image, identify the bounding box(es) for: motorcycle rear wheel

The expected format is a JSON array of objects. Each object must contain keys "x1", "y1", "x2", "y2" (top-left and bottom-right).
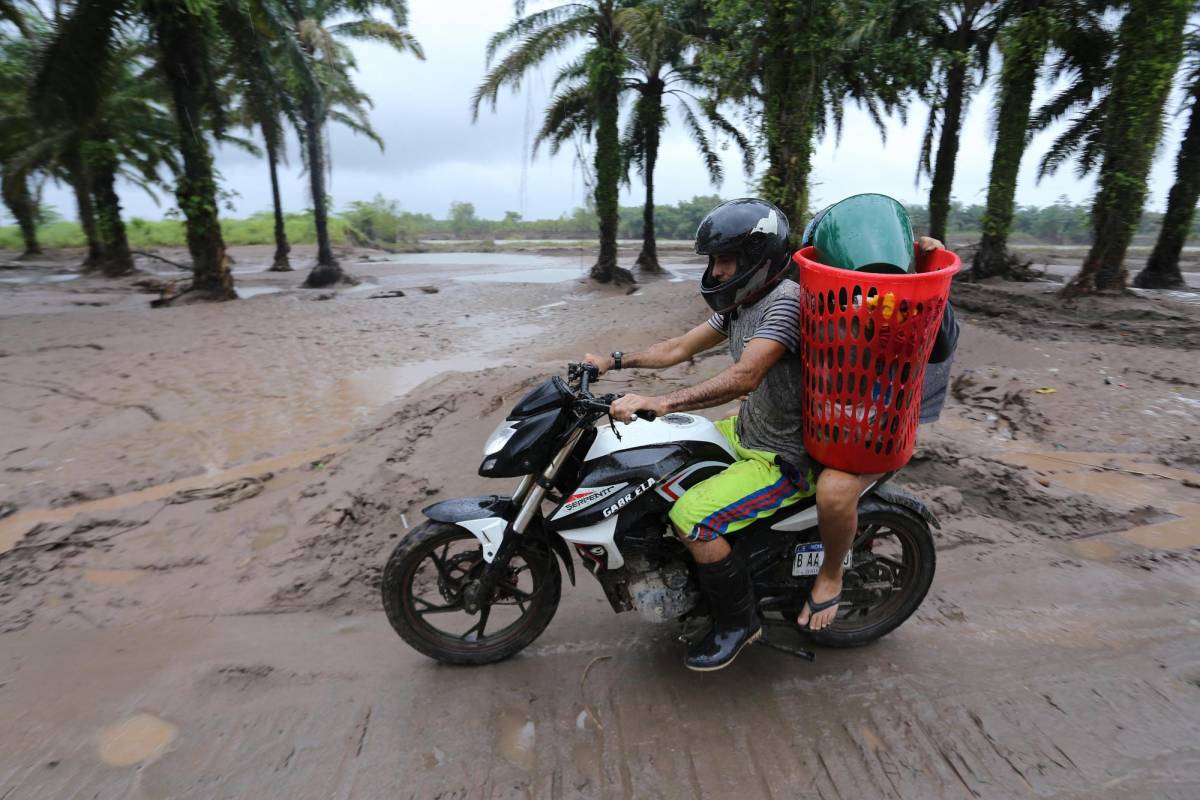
[
  {"x1": 804, "y1": 506, "x2": 935, "y2": 648},
  {"x1": 382, "y1": 521, "x2": 561, "y2": 665}
]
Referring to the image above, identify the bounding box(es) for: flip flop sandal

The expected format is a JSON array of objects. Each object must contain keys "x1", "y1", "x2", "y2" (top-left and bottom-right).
[{"x1": 797, "y1": 593, "x2": 842, "y2": 632}]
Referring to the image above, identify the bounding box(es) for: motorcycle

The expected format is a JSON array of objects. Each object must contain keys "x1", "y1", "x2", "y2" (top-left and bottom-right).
[{"x1": 381, "y1": 363, "x2": 938, "y2": 665}]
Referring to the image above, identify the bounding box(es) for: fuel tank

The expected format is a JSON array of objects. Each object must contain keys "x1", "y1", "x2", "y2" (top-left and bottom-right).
[{"x1": 549, "y1": 413, "x2": 734, "y2": 531}]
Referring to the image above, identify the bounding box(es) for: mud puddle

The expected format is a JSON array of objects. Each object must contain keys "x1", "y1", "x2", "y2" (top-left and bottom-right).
[
  {"x1": 456, "y1": 267, "x2": 585, "y2": 284},
  {"x1": 998, "y1": 448, "x2": 1200, "y2": 560},
  {"x1": 82, "y1": 568, "x2": 146, "y2": 586},
  {"x1": 386, "y1": 252, "x2": 582, "y2": 270},
  {"x1": 233, "y1": 286, "x2": 284, "y2": 299},
  {"x1": 0, "y1": 273, "x2": 80, "y2": 284},
  {"x1": 96, "y1": 713, "x2": 178, "y2": 767},
  {"x1": 340, "y1": 358, "x2": 492, "y2": 413}
]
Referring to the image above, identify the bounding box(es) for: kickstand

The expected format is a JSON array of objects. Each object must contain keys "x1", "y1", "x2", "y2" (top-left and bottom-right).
[
  {"x1": 757, "y1": 618, "x2": 816, "y2": 661},
  {"x1": 755, "y1": 636, "x2": 815, "y2": 661}
]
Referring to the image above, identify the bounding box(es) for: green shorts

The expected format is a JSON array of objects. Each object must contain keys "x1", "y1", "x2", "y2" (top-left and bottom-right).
[{"x1": 668, "y1": 417, "x2": 816, "y2": 542}]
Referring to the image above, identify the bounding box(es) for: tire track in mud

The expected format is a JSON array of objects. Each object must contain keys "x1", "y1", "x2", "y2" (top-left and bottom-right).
[
  {"x1": 949, "y1": 282, "x2": 1200, "y2": 350},
  {"x1": 266, "y1": 368, "x2": 543, "y2": 612},
  {"x1": 1, "y1": 589, "x2": 1197, "y2": 800},
  {"x1": 899, "y1": 440, "x2": 1160, "y2": 544}
]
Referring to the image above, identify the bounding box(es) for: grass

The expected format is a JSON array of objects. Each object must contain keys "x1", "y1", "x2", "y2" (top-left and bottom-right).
[
  {"x1": 2, "y1": 211, "x2": 1193, "y2": 253},
  {"x1": 0, "y1": 212, "x2": 353, "y2": 251}
]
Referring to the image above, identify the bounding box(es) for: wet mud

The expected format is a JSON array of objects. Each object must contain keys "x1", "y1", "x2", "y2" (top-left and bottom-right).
[{"x1": 1, "y1": 245, "x2": 1198, "y2": 798}]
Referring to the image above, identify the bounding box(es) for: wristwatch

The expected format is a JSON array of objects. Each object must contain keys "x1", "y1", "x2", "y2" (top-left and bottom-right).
[{"x1": 610, "y1": 351, "x2": 623, "y2": 370}]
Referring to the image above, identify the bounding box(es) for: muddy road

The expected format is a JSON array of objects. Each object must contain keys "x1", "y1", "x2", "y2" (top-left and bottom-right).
[{"x1": 1, "y1": 245, "x2": 1199, "y2": 799}]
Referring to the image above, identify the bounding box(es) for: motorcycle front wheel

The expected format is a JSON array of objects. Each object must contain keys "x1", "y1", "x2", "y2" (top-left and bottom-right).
[{"x1": 381, "y1": 521, "x2": 561, "y2": 665}]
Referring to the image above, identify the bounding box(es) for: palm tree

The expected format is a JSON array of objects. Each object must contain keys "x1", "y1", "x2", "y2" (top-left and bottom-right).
[
  {"x1": 971, "y1": 1, "x2": 1112, "y2": 280},
  {"x1": 917, "y1": 0, "x2": 996, "y2": 243},
  {"x1": 35, "y1": 0, "x2": 254, "y2": 299},
  {"x1": 616, "y1": 1, "x2": 751, "y2": 273},
  {"x1": 1036, "y1": 0, "x2": 1189, "y2": 294},
  {"x1": 475, "y1": 0, "x2": 633, "y2": 284},
  {"x1": 970, "y1": 2, "x2": 1054, "y2": 279},
  {"x1": 1135, "y1": 24, "x2": 1200, "y2": 290},
  {"x1": 534, "y1": 2, "x2": 751, "y2": 274},
  {"x1": 222, "y1": 14, "x2": 300, "y2": 272},
  {"x1": 701, "y1": 0, "x2": 931, "y2": 233},
  {"x1": 0, "y1": 23, "x2": 42, "y2": 257},
  {"x1": 281, "y1": 0, "x2": 424, "y2": 289}
]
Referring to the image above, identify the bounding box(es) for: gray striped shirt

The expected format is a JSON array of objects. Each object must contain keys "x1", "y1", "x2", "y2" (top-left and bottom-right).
[{"x1": 708, "y1": 279, "x2": 806, "y2": 467}]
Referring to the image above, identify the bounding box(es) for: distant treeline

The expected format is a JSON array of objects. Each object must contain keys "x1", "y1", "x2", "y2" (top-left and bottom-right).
[{"x1": 2, "y1": 194, "x2": 1194, "y2": 251}]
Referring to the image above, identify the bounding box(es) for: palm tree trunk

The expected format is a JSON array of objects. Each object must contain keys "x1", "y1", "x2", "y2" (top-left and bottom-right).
[
  {"x1": 972, "y1": 15, "x2": 1047, "y2": 280},
  {"x1": 264, "y1": 129, "x2": 292, "y2": 272},
  {"x1": 1134, "y1": 85, "x2": 1200, "y2": 290},
  {"x1": 91, "y1": 154, "x2": 134, "y2": 277},
  {"x1": 928, "y1": 60, "x2": 967, "y2": 243},
  {"x1": 1067, "y1": 0, "x2": 1189, "y2": 296},
  {"x1": 1, "y1": 169, "x2": 41, "y2": 257},
  {"x1": 589, "y1": 31, "x2": 632, "y2": 284},
  {"x1": 71, "y1": 168, "x2": 104, "y2": 270},
  {"x1": 154, "y1": 13, "x2": 234, "y2": 300},
  {"x1": 761, "y1": 1, "x2": 819, "y2": 233},
  {"x1": 301, "y1": 102, "x2": 349, "y2": 288},
  {"x1": 635, "y1": 95, "x2": 663, "y2": 273}
]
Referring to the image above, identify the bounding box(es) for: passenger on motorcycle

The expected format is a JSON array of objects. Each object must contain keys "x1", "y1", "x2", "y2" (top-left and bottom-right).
[{"x1": 585, "y1": 197, "x2": 956, "y2": 671}]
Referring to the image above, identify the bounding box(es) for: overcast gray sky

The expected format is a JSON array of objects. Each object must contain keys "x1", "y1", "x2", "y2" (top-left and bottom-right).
[{"x1": 33, "y1": 1, "x2": 1190, "y2": 225}]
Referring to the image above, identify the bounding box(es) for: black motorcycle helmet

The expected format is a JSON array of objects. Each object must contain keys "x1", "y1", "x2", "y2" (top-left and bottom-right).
[{"x1": 695, "y1": 198, "x2": 792, "y2": 315}]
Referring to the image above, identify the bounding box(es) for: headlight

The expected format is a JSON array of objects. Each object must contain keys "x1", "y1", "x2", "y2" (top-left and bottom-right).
[{"x1": 483, "y1": 421, "x2": 518, "y2": 456}]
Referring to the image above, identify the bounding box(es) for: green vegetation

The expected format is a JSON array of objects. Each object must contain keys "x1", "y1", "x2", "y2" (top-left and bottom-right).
[{"x1": 7, "y1": 196, "x2": 1196, "y2": 252}]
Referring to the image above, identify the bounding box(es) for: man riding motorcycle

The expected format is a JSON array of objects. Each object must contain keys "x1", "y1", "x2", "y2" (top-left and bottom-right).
[{"x1": 585, "y1": 196, "x2": 956, "y2": 671}]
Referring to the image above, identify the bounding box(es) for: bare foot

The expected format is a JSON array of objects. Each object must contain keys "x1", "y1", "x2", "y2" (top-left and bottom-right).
[{"x1": 797, "y1": 571, "x2": 842, "y2": 631}]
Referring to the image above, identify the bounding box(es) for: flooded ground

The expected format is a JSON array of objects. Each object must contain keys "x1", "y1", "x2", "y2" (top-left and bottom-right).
[{"x1": 1, "y1": 243, "x2": 1198, "y2": 798}]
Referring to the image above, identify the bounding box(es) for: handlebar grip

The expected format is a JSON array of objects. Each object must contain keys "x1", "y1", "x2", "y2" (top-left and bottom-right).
[{"x1": 635, "y1": 410, "x2": 657, "y2": 421}]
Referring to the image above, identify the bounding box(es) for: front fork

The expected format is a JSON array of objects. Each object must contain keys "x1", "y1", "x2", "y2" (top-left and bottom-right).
[{"x1": 462, "y1": 428, "x2": 585, "y2": 613}]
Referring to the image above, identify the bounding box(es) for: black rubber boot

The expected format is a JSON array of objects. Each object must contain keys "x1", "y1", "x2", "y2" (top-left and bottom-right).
[{"x1": 685, "y1": 551, "x2": 761, "y2": 671}]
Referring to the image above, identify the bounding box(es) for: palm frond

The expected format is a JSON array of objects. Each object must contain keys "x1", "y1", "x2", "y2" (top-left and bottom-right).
[
  {"x1": 484, "y1": 3, "x2": 590, "y2": 64},
  {"x1": 551, "y1": 53, "x2": 589, "y2": 92},
  {"x1": 472, "y1": 13, "x2": 593, "y2": 119},
  {"x1": 327, "y1": 19, "x2": 424, "y2": 58},
  {"x1": 677, "y1": 99, "x2": 722, "y2": 185},
  {"x1": 328, "y1": 108, "x2": 384, "y2": 150},
  {"x1": 1037, "y1": 103, "x2": 1104, "y2": 180},
  {"x1": 917, "y1": 100, "x2": 940, "y2": 182},
  {"x1": 533, "y1": 83, "x2": 592, "y2": 156}
]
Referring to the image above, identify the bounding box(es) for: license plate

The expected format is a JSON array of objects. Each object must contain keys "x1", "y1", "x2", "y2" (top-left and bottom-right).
[{"x1": 792, "y1": 542, "x2": 852, "y2": 577}]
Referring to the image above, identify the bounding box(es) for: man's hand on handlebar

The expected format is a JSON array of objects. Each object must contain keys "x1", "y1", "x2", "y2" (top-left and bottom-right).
[
  {"x1": 582, "y1": 353, "x2": 614, "y2": 375},
  {"x1": 610, "y1": 393, "x2": 666, "y2": 423}
]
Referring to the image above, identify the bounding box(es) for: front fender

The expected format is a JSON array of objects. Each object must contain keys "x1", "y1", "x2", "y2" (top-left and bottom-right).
[
  {"x1": 424, "y1": 496, "x2": 513, "y2": 562},
  {"x1": 421, "y1": 497, "x2": 576, "y2": 584}
]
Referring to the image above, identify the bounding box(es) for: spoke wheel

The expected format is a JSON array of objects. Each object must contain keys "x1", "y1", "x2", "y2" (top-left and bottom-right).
[{"x1": 382, "y1": 521, "x2": 561, "y2": 665}]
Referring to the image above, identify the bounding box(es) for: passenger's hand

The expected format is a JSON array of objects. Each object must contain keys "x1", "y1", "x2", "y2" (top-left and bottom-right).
[
  {"x1": 583, "y1": 352, "x2": 614, "y2": 375},
  {"x1": 610, "y1": 393, "x2": 666, "y2": 423},
  {"x1": 918, "y1": 236, "x2": 944, "y2": 253}
]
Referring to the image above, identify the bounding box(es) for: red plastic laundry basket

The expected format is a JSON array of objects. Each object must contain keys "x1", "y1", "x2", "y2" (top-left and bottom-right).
[{"x1": 795, "y1": 245, "x2": 959, "y2": 473}]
